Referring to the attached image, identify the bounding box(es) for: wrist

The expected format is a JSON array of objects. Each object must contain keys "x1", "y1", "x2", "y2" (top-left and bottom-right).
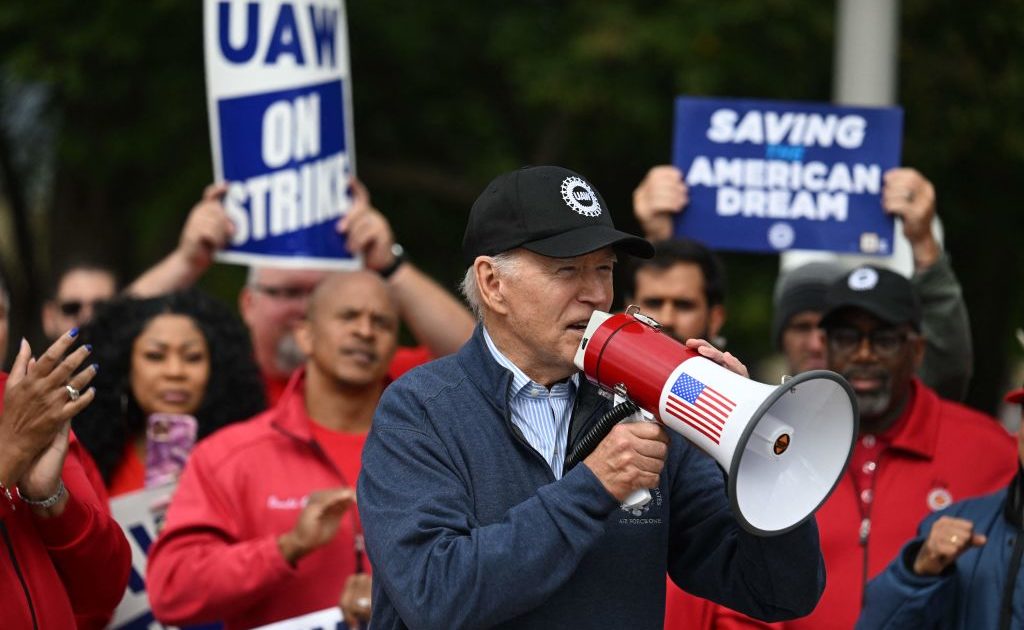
[
  {"x1": 912, "y1": 239, "x2": 941, "y2": 272},
  {"x1": 174, "y1": 245, "x2": 211, "y2": 277},
  {"x1": 640, "y1": 215, "x2": 672, "y2": 242},
  {"x1": 912, "y1": 552, "x2": 942, "y2": 576},
  {"x1": 0, "y1": 442, "x2": 32, "y2": 493},
  {"x1": 277, "y1": 531, "x2": 307, "y2": 566},
  {"x1": 378, "y1": 243, "x2": 407, "y2": 280},
  {"x1": 19, "y1": 479, "x2": 68, "y2": 518}
]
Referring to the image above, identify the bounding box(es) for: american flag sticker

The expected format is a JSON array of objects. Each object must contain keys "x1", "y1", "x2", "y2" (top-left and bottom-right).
[{"x1": 664, "y1": 372, "x2": 736, "y2": 444}]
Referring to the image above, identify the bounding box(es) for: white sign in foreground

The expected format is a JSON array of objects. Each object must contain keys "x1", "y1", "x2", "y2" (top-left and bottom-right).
[
  {"x1": 252, "y1": 607, "x2": 346, "y2": 630},
  {"x1": 108, "y1": 483, "x2": 178, "y2": 630}
]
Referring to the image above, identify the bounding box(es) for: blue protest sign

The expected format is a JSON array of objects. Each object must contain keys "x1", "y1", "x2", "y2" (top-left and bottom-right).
[
  {"x1": 205, "y1": 0, "x2": 357, "y2": 269},
  {"x1": 672, "y1": 97, "x2": 903, "y2": 255}
]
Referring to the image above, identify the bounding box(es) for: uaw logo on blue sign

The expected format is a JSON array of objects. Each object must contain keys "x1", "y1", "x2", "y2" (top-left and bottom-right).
[
  {"x1": 206, "y1": 0, "x2": 357, "y2": 269},
  {"x1": 672, "y1": 96, "x2": 903, "y2": 255}
]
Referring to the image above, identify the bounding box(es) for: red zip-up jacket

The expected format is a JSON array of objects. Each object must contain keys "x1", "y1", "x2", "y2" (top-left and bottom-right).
[
  {"x1": 664, "y1": 379, "x2": 1017, "y2": 629},
  {"x1": 147, "y1": 370, "x2": 366, "y2": 629},
  {"x1": 0, "y1": 373, "x2": 132, "y2": 630}
]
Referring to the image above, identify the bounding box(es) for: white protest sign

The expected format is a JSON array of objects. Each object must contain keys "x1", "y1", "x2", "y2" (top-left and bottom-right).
[
  {"x1": 205, "y1": 0, "x2": 358, "y2": 269},
  {"x1": 252, "y1": 607, "x2": 346, "y2": 630},
  {"x1": 108, "y1": 483, "x2": 179, "y2": 630}
]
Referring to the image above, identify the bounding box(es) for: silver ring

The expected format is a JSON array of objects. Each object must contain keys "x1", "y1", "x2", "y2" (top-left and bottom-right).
[
  {"x1": 356, "y1": 596, "x2": 371, "y2": 609},
  {"x1": 65, "y1": 385, "x2": 81, "y2": 402}
]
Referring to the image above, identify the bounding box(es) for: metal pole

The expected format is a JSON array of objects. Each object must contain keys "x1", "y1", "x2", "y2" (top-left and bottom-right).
[
  {"x1": 833, "y1": 0, "x2": 900, "y2": 106},
  {"x1": 782, "y1": 0, "x2": 923, "y2": 276}
]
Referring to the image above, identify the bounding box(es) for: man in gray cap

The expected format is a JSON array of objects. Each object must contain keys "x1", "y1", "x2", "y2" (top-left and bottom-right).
[
  {"x1": 358, "y1": 165, "x2": 825, "y2": 629},
  {"x1": 772, "y1": 169, "x2": 973, "y2": 402},
  {"x1": 772, "y1": 261, "x2": 847, "y2": 375}
]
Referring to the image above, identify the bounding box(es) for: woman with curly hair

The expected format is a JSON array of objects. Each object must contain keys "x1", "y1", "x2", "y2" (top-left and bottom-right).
[{"x1": 73, "y1": 288, "x2": 266, "y2": 495}]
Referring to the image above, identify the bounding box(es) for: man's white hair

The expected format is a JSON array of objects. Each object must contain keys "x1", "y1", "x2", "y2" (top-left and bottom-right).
[{"x1": 460, "y1": 251, "x2": 521, "y2": 320}]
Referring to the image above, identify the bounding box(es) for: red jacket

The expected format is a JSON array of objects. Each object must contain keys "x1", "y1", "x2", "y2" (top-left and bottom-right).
[
  {"x1": 0, "y1": 373, "x2": 132, "y2": 630},
  {"x1": 664, "y1": 379, "x2": 1018, "y2": 630},
  {"x1": 147, "y1": 370, "x2": 366, "y2": 629}
]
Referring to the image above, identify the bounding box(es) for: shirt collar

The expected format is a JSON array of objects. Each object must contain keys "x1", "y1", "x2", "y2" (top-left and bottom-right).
[
  {"x1": 482, "y1": 326, "x2": 578, "y2": 399},
  {"x1": 886, "y1": 378, "x2": 939, "y2": 459}
]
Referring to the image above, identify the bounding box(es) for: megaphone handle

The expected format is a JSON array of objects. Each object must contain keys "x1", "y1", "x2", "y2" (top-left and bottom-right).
[{"x1": 621, "y1": 488, "x2": 652, "y2": 511}]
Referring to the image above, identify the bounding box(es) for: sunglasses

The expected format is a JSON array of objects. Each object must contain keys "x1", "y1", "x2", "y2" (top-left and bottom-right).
[{"x1": 58, "y1": 300, "x2": 108, "y2": 317}]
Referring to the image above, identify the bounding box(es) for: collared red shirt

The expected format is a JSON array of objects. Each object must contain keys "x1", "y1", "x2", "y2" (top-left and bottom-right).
[{"x1": 482, "y1": 327, "x2": 578, "y2": 479}]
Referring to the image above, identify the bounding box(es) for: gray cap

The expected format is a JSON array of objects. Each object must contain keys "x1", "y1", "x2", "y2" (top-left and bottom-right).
[{"x1": 771, "y1": 261, "x2": 846, "y2": 348}]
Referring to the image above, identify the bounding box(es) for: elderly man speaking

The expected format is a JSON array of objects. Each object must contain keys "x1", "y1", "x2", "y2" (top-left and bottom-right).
[{"x1": 358, "y1": 166, "x2": 825, "y2": 629}]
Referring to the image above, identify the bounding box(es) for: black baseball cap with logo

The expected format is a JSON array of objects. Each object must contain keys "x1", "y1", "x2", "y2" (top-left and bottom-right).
[
  {"x1": 462, "y1": 165, "x2": 654, "y2": 265},
  {"x1": 819, "y1": 266, "x2": 922, "y2": 330}
]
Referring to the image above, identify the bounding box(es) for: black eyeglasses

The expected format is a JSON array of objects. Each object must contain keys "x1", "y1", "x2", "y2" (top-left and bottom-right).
[
  {"x1": 826, "y1": 327, "x2": 914, "y2": 358},
  {"x1": 249, "y1": 284, "x2": 315, "y2": 301},
  {"x1": 58, "y1": 300, "x2": 108, "y2": 317}
]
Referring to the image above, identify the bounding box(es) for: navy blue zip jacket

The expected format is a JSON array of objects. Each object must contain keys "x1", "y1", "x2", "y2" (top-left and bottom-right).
[
  {"x1": 359, "y1": 325, "x2": 826, "y2": 629},
  {"x1": 857, "y1": 474, "x2": 1024, "y2": 629}
]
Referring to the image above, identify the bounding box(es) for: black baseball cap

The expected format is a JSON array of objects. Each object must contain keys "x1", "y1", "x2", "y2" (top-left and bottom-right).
[
  {"x1": 462, "y1": 165, "x2": 654, "y2": 265},
  {"x1": 819, "y1": 266, "x2": 921, "y2": 330}
]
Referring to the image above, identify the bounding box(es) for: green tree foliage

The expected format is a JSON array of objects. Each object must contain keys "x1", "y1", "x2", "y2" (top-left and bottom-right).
[{"x1": 0, "y1": 1, "x2": 1020, "y2": 411}]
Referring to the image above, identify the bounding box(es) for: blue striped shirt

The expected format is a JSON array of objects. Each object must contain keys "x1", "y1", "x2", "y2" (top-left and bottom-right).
[{"x1": 483, "y1": 327, "x2": 578, "y2": 479}]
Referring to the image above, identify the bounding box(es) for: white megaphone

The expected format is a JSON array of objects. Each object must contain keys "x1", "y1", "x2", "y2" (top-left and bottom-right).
[{"x1": 572, "y1": 308, "x2": 858, "y2": 536}]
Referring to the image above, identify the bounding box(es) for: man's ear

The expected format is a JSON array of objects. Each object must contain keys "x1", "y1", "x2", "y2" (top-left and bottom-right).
[
  {"x1": 238, "y1": 287, "x2": 255, "y2": 327},
  {"x1": 475, "y1": 257, "x2": 510, "y2": 316},
  {"x1": 295, "y1": 318, "x2": 313, "y2": 356},
  {"x1": 911, "y1": 331, "x2": 927, "y2": 370}
]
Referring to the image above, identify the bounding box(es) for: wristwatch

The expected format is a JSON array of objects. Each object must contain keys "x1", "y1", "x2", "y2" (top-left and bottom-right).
[{"x1": 379, "y1": 243, "x2": 407, "y2": 279}]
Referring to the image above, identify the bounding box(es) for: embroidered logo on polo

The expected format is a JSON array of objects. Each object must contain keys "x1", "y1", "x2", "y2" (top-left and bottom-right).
[
  {"x1": 848, "y1": 267, "x2": 879, "y2": 291},
  {"x1": 560, "y1": 176, "x2": 602, "y2": 217},
  {"x1": 926, "y1": 487, "x2": 953, "y2": 511}
]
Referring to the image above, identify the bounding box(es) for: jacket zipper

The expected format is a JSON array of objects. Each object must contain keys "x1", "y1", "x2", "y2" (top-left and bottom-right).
[{"x1": 1, "y1": 520, "x2": 39, "y2": 630}]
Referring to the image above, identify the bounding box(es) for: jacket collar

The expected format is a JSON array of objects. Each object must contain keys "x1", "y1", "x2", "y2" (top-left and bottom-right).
[
  {"x1": 457, "y1": 323, "x2": 609, "y2": 440},
  {"x1": 269, "y1": 367, "x2": 316, "y2": 443},
  {"x1": 457, "y1": 324, "x2": 515, "y2": 417},
  {"x1": 886, "y1": 378, "x2": 941, "y2": 459}
]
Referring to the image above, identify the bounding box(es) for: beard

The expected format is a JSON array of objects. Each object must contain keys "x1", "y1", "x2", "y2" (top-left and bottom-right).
[{"x1": 842, "y1": 366, "x2": 893, "y2": 419}]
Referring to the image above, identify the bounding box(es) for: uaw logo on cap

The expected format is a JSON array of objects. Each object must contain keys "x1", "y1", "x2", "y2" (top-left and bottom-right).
[
  {"x1": 560, "y1": 176, "x2": 602, "y2": 217},
  {"x1": 848, "y1": 267, "x2": 879, "y2": 291}
]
